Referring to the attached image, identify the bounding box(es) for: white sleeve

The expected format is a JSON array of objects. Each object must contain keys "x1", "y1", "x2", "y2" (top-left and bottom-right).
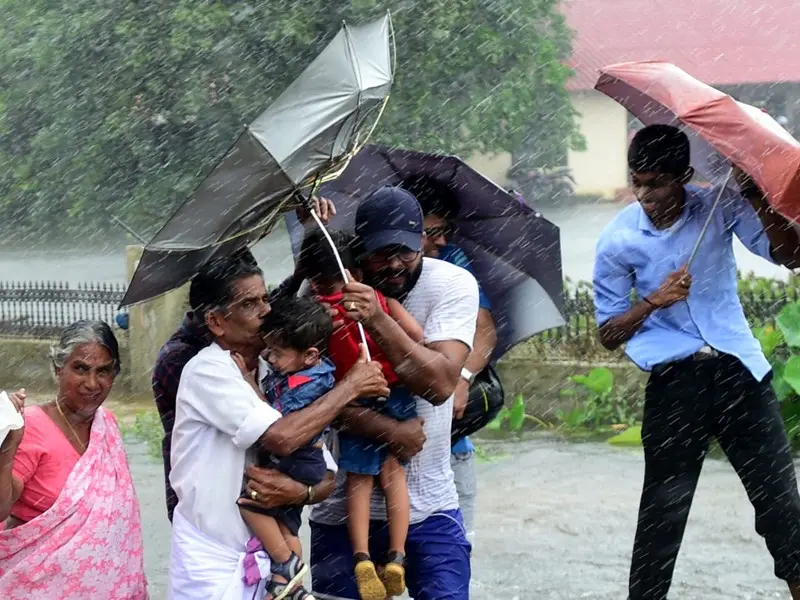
[
  {"x1": 178, "y1": 353, "x2": 282, "y2": 450},
  {"x1": 424, "y1": 268, "x2": 479, "y2": 349},
  {"x1": 322, "y1": 444, "x2": 338, "y2": 473}
]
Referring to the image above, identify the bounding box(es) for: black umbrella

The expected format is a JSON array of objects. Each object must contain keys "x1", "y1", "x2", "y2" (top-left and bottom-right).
[{"x1": 285, "y1": 145, "x2": 565, "y2": 359}]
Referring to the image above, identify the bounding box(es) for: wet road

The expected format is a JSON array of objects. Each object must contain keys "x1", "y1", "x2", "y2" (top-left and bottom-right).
[{"x1": 129, "y1": 436, "x2": 791, "y2": 599}]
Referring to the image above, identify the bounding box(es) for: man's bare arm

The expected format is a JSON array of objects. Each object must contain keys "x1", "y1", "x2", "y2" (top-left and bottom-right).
[
  {"x1": 598, "y1": 269, "x2": 690, "y2": 350},
  {"x1": 598, "y1": 301, "x2": 658, "y2": 350},
  {"x1": 466, "y1": 308, "x2": 496, "y2": 372},
  {"x1": 748, "y1": 194, "x2": 800, "y2": 269},
  {"x1": 338, "y1": 406, "x2": 426, "y2": 462},
  {"x1": 454, "y1": 308, "x2": 497, "y2": 418},
  {"x1": 239, "y1": 468, "x2": 336, "y2": 510},
  {"x1": 258, "y1": 359, "x2": 389, "y2": 456}
]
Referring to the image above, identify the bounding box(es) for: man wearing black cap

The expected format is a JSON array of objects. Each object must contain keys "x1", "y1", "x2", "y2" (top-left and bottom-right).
[{"x1": 310, "y1": 185, "x2": 480, "y2": 600}]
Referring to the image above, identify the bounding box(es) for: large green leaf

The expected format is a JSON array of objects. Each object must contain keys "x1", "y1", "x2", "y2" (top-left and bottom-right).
[
  {"x1": 557, "y1": 408, "x2": 588, "y2": 429},
  {"x1": 569, "y1": 367, "x2": 614, "y2": 396},
  {"x1": 782, "y1": 356, "x2": 800, "y2": 396},
  {"x1": 753, "y1": 325, "x2": 783, "y2": 359},
  {"x1": 780, "y1": 396, "x2": 800, "y2": 442},
  {"x1": 486, "y1": 407, "x2": 509, "y2": 431},
  {"x1": 776, "y1": 303, "x2": 800, "y2": 348},
  {"x1": 772, "y1": 361, "x2": 794, "y2": 402},
  {"x1": 607, "y1": 425, "x2": 642, "y2": 446},
  {"x1": 508, "y1": 395, "x2": 526, "y2": 431}
]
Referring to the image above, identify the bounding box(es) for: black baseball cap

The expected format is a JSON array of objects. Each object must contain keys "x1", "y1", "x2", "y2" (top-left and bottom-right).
[{"x1": 355, "y1": 185, "x2": 424, "y2": 253}]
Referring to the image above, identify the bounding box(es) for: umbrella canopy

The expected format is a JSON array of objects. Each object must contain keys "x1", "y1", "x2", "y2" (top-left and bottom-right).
[
  {"x1": 595, "y1": 61, "x2": 800, "y2": 221},
  {"x1": 121, "y1": 13, "x2": 394, "y2": 307},
  {"x1": 285, "y1": 145, "x2": 565, "y2": 359}
]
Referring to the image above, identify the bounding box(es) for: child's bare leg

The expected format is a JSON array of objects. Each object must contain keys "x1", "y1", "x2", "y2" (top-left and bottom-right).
[
  {"x1": 347, "y1": 472, "x2": 386, "y2": 600},
  {"x1": 379, "y1": 454, "x2": 410, "y2": 554},
  {"x1": 278, "y1": 520, "x2": 302, "y2": 558},
  {"x1": 379, "y1": 455, "x2": 410, "y2": 597},
  {"x1": 240, "y1": 509, "x2": 291, "y2": 582},
  {"x1": 346, "y1": 472, "x2": 375, "y2": 557}
]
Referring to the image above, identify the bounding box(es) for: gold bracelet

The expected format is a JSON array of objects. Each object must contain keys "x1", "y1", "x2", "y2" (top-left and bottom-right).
[{"x1": 305, "y1": 485, "x2": 315, "y2": 504}]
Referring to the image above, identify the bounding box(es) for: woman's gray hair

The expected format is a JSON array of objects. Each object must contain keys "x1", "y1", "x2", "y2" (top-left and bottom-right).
[{"x1": 50, "y1": 320, "x2": 121, "y2": 375}]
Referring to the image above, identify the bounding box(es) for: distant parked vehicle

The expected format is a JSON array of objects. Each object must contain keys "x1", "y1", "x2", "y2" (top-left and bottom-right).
[{"x1": 507, "y1": 164, "x2": 575, "y2": 207}]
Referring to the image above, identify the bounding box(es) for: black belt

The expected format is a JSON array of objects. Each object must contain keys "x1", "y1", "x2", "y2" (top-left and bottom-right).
[{"x1": 655, "y1": 346, "x2": 721, "y2": 371}]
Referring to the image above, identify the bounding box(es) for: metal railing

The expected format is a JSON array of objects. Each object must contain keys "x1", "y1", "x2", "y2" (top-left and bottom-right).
[
  {"x1": 0, "y1": 281, "x2": 126, "y2": 338},
  {"x1": 1, "y1": 278, "x2": 797, "y2": 343}
]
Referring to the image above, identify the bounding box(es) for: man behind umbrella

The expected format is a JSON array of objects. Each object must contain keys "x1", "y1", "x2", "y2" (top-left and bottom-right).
[
  {"x1": 418, "y1": 193, "x2": 497, "y2": 545},
  {"x1": 309, "y1": 185, "x2": 478, "y2": 600},
  {"x1": 593, "y1": 124, "x2": 800, "y2": 599}
]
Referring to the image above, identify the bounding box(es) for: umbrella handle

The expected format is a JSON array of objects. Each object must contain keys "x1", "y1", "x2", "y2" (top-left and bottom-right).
[
  {"x1": 686, "y1": 167, "x2": 734, "y2": 269},
  {"x1": 308, "y1": 209, "x2": 372, "y2": 362}
]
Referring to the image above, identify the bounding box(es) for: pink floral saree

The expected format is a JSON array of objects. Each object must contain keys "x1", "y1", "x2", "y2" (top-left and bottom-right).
[{"x1": 0, "y1": 407, "x2": 148, "y2": 599}]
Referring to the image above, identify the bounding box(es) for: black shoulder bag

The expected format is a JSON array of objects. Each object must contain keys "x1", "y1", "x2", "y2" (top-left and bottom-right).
[{"x1": 450, "y1": 364, "x2": 505, "y2": 445}]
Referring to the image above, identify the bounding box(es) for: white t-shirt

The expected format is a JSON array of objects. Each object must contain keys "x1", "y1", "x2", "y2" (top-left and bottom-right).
[
  {"x1": 170, "y1": 342, "x2": 338, "y2": 550},
  {"x1": 311, "y1": 257, "x2": 479, "y2": 525}
]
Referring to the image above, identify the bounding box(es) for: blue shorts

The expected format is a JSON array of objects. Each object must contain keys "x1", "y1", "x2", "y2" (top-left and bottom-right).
[
  {"x1": 309, "y1": 510, "x2": 471, "y2": 600},
  {"x1": 337, "y1": 387, "x2": 416, "y2": 476},
  {"x1": 272, "y1": 445, "x2": 328, "y2": 486}
]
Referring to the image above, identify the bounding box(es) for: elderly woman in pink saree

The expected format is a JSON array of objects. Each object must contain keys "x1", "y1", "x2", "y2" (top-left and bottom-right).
[{"x1": 0, "y1": 320, "x2": 148, "y2": 599}]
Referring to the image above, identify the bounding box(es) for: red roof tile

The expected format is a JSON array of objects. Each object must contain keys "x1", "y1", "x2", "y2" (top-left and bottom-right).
[{"x1": 563, "y1": 0, "x2": 800, "y2": 90}]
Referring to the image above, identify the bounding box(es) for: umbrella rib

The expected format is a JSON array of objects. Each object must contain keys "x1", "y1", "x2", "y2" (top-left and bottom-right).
[
  {"x1": 308, "y1": 209, "x2": 372, "y2": 361},
  {"x1": 686, "y1": 167, "x2": 733, "y2": 268},
  {"x1": 343, "y1": 22, "x2": 363, "y2": 90}
]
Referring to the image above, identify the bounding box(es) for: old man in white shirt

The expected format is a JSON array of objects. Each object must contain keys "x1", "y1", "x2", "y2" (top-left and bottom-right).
[{"x1": 167, "y1": 253, "x2": 389, "y2": 600}]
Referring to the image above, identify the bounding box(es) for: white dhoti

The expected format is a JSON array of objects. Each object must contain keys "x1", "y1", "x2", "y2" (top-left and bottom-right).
[{"x1": 168, "y1": 511, "x2": 271, "y2": 600}]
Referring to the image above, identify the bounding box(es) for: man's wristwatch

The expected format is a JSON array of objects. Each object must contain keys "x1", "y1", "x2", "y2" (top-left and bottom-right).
[{"x1": 460, "y1": 367, "x2": 475, "y2": 385}]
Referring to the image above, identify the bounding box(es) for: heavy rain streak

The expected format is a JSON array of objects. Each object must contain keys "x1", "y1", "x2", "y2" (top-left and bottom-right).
[{"x1": 2, "y1": 1, "x2": 800, "y2": 599}]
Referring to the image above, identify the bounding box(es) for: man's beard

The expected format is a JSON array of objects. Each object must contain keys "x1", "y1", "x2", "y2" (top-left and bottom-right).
[{"x1": 366, "y1": 260, "x2": 424, "y2": 302}]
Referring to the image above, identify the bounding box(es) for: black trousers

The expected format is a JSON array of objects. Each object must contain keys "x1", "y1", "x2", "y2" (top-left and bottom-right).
[{"x1": 629, "y1": 353, "x2": 800, "y2": 600}]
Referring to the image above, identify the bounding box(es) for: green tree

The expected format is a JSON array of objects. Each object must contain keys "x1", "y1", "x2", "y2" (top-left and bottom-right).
[{"x1": 0, "y1": 0, "x2": 579, "y2": 242}]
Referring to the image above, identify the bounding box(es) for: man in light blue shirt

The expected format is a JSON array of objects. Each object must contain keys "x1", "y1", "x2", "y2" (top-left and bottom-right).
[{"x1": 594, "y1": 124, "x2": 800, "y2": 600}]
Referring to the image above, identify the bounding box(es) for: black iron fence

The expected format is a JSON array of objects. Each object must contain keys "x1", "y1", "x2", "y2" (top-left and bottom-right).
[
  {"x1": 1, "y1": 278, "x2": 799, "y2": 344},
  {"x1": 531, "y1": 280, "x2": 800, "y2": 354},
  {"x1": 0, "y1": 282, "x2": 126, "y2": 338}
]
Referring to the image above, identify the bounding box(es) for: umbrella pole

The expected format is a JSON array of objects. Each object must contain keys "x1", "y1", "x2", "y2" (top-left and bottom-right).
[
  {"x1": 686, "y1": 167, "x2": 734, "y2": 268},
  {"x1": 308, "y1": 208, "x2": 373, "y2": 362}
]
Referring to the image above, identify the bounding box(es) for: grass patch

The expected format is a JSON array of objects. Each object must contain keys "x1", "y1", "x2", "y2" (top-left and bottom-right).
[{"x1": 120, "y1": 410, "x2": 163, "y2": 460}]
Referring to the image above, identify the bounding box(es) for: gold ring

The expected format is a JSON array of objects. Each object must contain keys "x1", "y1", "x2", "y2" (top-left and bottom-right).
[
  {"x1": 347, "y1": 301, "x2": 356, "y2": 311},
  {"x1": 250, "y1": 490, "x2": 258, "y2": 501}
]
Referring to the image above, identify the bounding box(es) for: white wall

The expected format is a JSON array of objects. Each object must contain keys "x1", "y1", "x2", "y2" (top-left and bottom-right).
[
  {"x1": 567, "y1": 91, "x2": 629, "y2": 198},
  {"x1": 465, "y1": 152, "x2": 512, "y2": 187}
]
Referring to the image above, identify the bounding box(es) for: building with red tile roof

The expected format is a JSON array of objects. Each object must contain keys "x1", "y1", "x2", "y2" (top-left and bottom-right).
[{"x1": 561, "y1": 0, "x2": 800, "y2": 197}]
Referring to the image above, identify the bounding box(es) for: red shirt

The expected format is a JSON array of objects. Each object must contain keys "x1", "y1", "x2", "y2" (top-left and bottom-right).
[{"x1": 317, "y1": 290, "x2": 400, "y2": 386}]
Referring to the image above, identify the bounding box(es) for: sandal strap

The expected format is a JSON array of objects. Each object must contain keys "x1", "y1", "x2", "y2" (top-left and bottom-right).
[
  {"x1": 270, "y1": 552, "x2": 305, "y2": 580},
  {"x1": 286, "y1": 585, "x2": 315, "y2": 600},
  {"x1": 266, "y1": 579, "x2": 290, "y2": 596},
  {"x1": 386, "y1": 551, "x2": 405, "y2": 566},
  {"x1": 267, "y1": 579, "x2": 310, "y2": 600}
]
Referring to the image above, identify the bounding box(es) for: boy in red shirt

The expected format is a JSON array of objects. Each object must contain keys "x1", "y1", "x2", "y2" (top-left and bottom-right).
[{"x1": 298, "y1": 229, "x2": 423, "y2": 600}]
